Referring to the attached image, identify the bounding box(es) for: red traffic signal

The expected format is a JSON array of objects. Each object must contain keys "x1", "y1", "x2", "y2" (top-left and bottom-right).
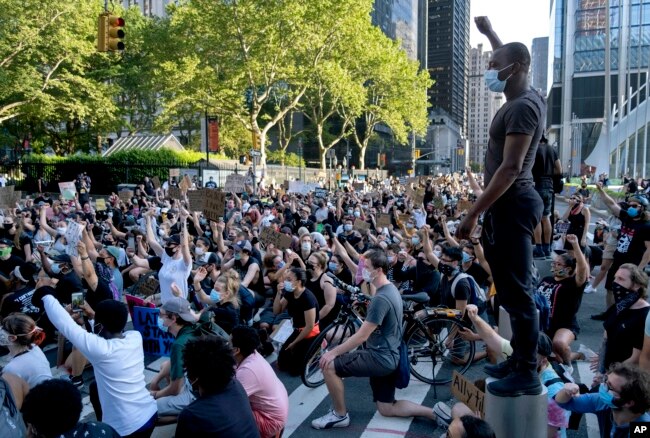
[{"x1": 97, "y1": 13, "x2": 125, "y2": 52}]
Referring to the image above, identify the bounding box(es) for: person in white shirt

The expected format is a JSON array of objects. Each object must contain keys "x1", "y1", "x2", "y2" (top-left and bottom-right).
[
  {"x1": 32, "y1": 288, "x2": 158, "y2": 437},
  {"x1": 0, "y1": 313, "x2": 52, "y2": 389}
]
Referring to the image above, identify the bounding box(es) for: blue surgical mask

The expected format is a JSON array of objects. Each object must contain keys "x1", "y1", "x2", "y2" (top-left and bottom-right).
[
  {"x1": 627, "y1": 207, "x2": 639, "y2": 218},
  {"x1": 387, "y1": 256, "x2": 394, "y2": 263},
  {"x1": 157, "y1": 316, "x2": 168, "y2": 333},
  {"x1": 598, "y1": 383, "x2": 619, "y2": 409},
  {"x1": 484, "y1": 63, "x2": 514, "y2": 93},
  {"x1": 328, "y1": 262, "x2": 338, "y2": 271},
  {"x1": 276, "y1": 261, "x2": 285, "y2": 269},
  {"x1": 284, "y1": 280, "x2": 294, "y2": 292},
  {"x1": 462, "y1": 252, "x2": 472, "y2": 263},
  {"x1": 411, "y1": 236, "x2": 420, "y2": 245},
  {"x1": 344, "y1": 224, "x2": 353, "y2": 232},
  {"x1": 234, "y1": 252, "x2": 241, "y2": 261},
  {"x1": 353, "y1": 211, "x2": 361, "y2": 218},
  {"x1": 210, "y1": 289, "x2": 222, "y2": 302},
  {"x1": 51, "y1": 264, "x2": 62, "y2": 275}
]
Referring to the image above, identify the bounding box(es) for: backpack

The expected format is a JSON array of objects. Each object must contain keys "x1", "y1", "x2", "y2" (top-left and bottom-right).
[
  {"x1": 0, "y1": 378, "x2": 26, "y2": 437},
  {"x1": 534, "y1": 291, "x2": 551, "y2": 332},
  {"x1": 451, "y1": 273, "x2": 487, "y2": 309},
  {"x1": 192, "y1": 310, "x2": 229, "y2": 340}
]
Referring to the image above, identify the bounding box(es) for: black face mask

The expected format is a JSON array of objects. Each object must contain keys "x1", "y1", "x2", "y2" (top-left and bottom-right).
[
  {"x1": 165, "y1": 246, "x2": 177, "y2": 257},
  {"x1": 438, "y1": 262, "x2": 457, "y2": 277}
]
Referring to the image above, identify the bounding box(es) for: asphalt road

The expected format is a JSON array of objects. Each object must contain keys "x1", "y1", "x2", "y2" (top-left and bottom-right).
[{"x1": 0, "y1": 196, "x2": 609, "y2": 437}]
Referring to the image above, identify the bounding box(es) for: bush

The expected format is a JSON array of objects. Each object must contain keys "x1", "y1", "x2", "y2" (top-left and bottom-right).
[{"x1": 267, "y1": 150, "x2": 305, "y2": 167}]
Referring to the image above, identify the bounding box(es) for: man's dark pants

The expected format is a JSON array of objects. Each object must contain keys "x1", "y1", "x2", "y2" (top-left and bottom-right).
[{"x1": 482, "y1": 185, "x2": 543, "y2": 371}]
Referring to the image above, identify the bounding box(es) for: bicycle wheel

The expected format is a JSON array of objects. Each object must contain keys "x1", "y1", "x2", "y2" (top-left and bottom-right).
[
  {"x1": 301, "y1": 320, "x2": 357, "y2": 388},
  {"x1": 406, "y1": 316, "x2": 475, "y2": 385}
]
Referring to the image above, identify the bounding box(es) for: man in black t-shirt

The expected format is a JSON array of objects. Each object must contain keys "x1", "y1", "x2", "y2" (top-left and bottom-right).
[
  {"x1": 457, "y1": 17, "x2": 546, "y2": 397},
  {"x1": 436, "y1": 247, "x2": 472, "y2": 311},
  {"x1": 0, "y1": 238, "x2": 24, "y2": 277},
  {"x1": 532, "y1": 136, "x2": 561, "y2": 257}
]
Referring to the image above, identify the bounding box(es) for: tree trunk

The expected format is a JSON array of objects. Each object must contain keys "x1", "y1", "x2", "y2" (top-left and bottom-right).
[{"x1": 358, "y1": 143, "x2": 367, "y2": 170}]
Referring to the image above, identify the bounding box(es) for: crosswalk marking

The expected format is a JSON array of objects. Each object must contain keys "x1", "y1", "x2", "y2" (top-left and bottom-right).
[
  {"x1": 284, "y1": 384, "x2": 330, "y2": 436},
  {"x1": 576, "y1": 361, "x2": 600, "y2": 438}
]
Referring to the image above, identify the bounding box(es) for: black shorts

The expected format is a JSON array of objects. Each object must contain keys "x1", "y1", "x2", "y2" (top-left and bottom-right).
[
  {"x1": 334, "y1": 350, "x2": 397, "y2": 403},
  {"x1": 536, "y1": 188, "x2": 553, "y2": 217}
]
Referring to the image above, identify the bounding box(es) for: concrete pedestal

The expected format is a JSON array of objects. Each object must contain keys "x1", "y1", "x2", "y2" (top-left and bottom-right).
[{"x1": 485, "y1": 378, "x2": 548, "y2": 438}]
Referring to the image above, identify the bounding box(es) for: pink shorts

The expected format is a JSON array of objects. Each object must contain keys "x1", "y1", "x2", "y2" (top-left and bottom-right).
[{"x1": 252, "y1": 409, "x2": 285, "y2": 438}]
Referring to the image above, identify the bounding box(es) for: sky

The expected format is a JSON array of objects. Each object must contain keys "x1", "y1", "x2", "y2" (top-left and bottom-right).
[{"x1": 469, "y1": 0, "x2": 551, "y2": 52}]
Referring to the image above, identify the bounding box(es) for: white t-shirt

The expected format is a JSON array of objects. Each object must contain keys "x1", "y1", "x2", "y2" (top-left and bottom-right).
[
  {"x1": 44, "y1": 296, "x2": 157, "y2": 436},
  {"x1": 3, "y1": 345, "x2": 52, "y2": 389},
  {"x1": 158, "y1": 252, "x2": 192, "y2": 304}
]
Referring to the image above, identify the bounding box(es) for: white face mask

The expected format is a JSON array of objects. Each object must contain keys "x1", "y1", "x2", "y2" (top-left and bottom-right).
[
  {"x1": 195, "y1": 247, "x2": 205, "y2": 256},
  {"x1": 362, "y1": 268, "x2": 374, "y2": 284},
  {"x1": 301, "y1": 243, "x2": 311, "y2": 252},
  {"x1": 0, "y1": 328, "x2": 13, "y2": 346}
]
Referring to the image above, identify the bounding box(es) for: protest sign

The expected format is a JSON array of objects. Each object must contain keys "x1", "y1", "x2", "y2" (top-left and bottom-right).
[
  {"x1": 451, "y1": 371, "x2": 485, "y2": 417},
  {"x1": 288, "y1": 181, "x2": 310, "y2": 195},
  {"x1": 58, "y1": 182, "x2": 76, "y2": 201},
  {"x1": 224, "y1": 174, "x2": 247, "y2": 193},
  {"x1": 125, "y1": 294, "x2": 155, "y2": 319},
  {"x1": 118, "y1": 190, "x2": 133, "y2": 203},
  {"x1": 399, "y1": 176, "x2": 407, "y2": 185},
  {"x1": 64, "y1": 221, "x2": 84, "y2": 257},
  {"x1": 398, "y1": 213, "x2": 411, "y2": 224},
  {"x1": 152, "y1": 176, "x2": 161, "y2": 190},
  {"x1": 376, "y1": 213, "x2": 392, "y2": 228},
  {"x1": 167, "y1": 187, "x2": 181, "y2": 200},
  {"x1": 259, "y1": 227, "x2": 293, "y2": 250},
  {"x1": 95, "y1": 198, "x2": 107, "y2": 211},
  {"x1": 180, "y1": 175, "x2": 192, "y2": 192},
  {"x1": 187, "y1": 189, "x2": 205, "y2": 211},
  {"x1": 353, "y1": 219, "x2": 371, "y2": 233},
  {"x1": 169, "y1": 168, "x2": 180, "y2": 178},
  {"x1": 432, "y1": 196, "x2": 445, "y2": 210},
  {"x1": 412, "y1": 188, "x2": 425, "y2": 205},
  {"x1": 457, "y1": 199, "x2": 473, "y2": 212},
  {"x1": 204, "y1": 189, "x2": 226, "y2": 222},
  {"x1": 0, "y1": 186, "x2": 14, "y2": 208},
  {"x1": 12, "y1": 190, "x2": 22, "y2": 205},
  {"x1": 132, "y1": 306, "x2": 175, "y2": 357},
  {"x1": 353, "y1": 182, "x2": 365, "y2": 192},
  {"x1": 314, "y1": 187, "x2": 328, "y2": 198}
]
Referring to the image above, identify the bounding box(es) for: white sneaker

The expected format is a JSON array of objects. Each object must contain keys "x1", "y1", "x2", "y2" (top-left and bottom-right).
[
  {"x1": 584, "y1": 284, "x2": 597, "y2": 294},
  {"x1": 578, "y1": 344, "x2": 597, "y2": 361},
  {"x1": 433, "y1": 402, "x2": 452, "y2": 428},
  {"x1": 311, "y1": 410, "x2": 350, "y2": 429}
]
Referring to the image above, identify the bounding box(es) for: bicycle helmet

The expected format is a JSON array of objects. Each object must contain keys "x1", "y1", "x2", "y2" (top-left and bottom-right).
[{"x1": 629, "y1": 194, "x2": 649, "y2": 208}]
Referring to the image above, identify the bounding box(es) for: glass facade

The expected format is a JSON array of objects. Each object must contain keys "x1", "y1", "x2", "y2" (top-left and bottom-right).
[
  {"x1": 551, "y1": 0, "x2": 565, "y2": 84},
  {"x1": 372, "y1": 0, "x2": 419, "y2": 61}
]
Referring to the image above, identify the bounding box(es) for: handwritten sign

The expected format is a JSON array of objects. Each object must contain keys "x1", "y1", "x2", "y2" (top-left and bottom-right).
[
  {"x1": 118, "y1": 190, "x2": 133, "y2": 203},
  {"x1": 12, "y1": 190, "x2": 22, "y2": 205},
  {"x1": 259, "y1": 227, "x2": 293, "y2": 250},
  {"x1": 180, "y1": 175, "x2": 192, "y2": 192},
  {"x1": 132, "y1": 306, "x2": 175, "y2": 357},
  {"x1": 58, "y1": 182, "x2": 76, "y2": 201},
  {"x1": 412, "y1": 188, "x2": 425, "y2": 205},
  {"x1": 152, "y1": 176, "x2": 161, "y2": 190},
  {"x1": 457, "y1": 199, "x2": 473, "y2": 212},
  {"x1": 169, "y1": 168, "x2": 180, "y2": 178},
  {"x1": 0, "y1": 186, "x2": 14, "y2": 208},
  {"x1": 376, "y1": 213, "x2": 392, "y2": 228},
  {"x1": 167, "y1": 187, "x2": 181, "y2": 200},
  {"x1": 353, "y1": 182, "x2": 365, "y2": 192},
  {"x1": 64, "y1": 221, "x2": 84, "y2": 257},
  {"x1": 288, "y1": 181, "x2": 310, "y2": 195},
  {"x1": 398, "y1": 213, "x2": 411, "y2": 224},
  {"x1": 314, "y1": 187, "x2": 328, "y2": 198},
  {"x1": 204, "y1": 189, "x2": 226, "y2": 222},
  {"x1": 432, "y1": 196, "x2": 445, "y2": 210},
  {"x1": 353, "y1": 219, "x2": 371, "y2": 233},
  {"x1": 95, "y1": 198, "x2": 107, "y2": 211},
  {"x1": 137, "y1": 276, "x2": 160, "y2": 297},
  {"x1": 125, "y1": 294, "x2": 155, "y2": 319},
  {"x1": 187, "y1": 189, "x2": 205, "y2": 211},
  {"x1": 225, "y1": 174, "x2": 247, "y2": 193},
  {"x1": 451, "y1": 371, "x2": 485, "y2": 417}
]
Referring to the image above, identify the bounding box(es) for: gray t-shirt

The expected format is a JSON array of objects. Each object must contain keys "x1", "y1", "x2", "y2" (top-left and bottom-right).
[
  {"x1": 365, "y1": 283, "x2": 402, "y2": 370},
  {"x1": 484, "y1": 87, "x2": 546, "y2": 188}
]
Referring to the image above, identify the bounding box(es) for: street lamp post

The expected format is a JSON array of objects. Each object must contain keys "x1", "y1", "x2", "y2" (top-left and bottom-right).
[{"x1": 298, "y1": 138, "x2": 303, "y2": 181}]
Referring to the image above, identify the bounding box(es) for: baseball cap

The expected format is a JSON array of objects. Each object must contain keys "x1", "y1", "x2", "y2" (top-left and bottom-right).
[
  {"x1": 242, "y1": 202, "x2": 251, "y2": 213},
  {"x1": 51, "y1": 254, "x2": 72, "y2": 264},
  {"x1": 162, "y1": 297, "x2": 198, "y2": 323},
  {"x1": 537, "y1": 332, "x2": 553, "y2": 357},
  {"x1": 232, "y1": 240, "x2": 252, "y2": 253},
  {"x1": 106, "y1": 246, "x2": 121, "y2": 261},
  {"x1": 165, "y1": 234, "x2": 181, "y2": 246},
  {"x1": 0, "y1": 238, "x2": 13, "y2": 247}
]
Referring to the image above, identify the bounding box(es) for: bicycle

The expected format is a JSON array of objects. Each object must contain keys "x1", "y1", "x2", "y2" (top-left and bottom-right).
[{"x1": 301, "y1": 275, "x2": 476, "y2": 388}]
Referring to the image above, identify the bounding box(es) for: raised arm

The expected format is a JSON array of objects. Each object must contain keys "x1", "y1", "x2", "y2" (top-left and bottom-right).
[
  {"x1": 475, "y1": 16, "x2": 503, "y2": 50},
  {"x1": 594, "y1": 182, "x2": 622, "y2": 216},
  {"x1": 145, "y1": 213, "x2": 163, "y2": 257},
  {"x1": 39, "y1": 206, "x2": 57, "y2": 237}
]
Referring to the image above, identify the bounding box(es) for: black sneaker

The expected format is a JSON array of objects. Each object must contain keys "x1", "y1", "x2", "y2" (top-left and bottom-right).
[
  {"x1": 487, "y1": 370, "x2": 542, "y2": 397},
  {"x1": 590, "y1": 312, "x2": 607, "y2": 321},
  {"x1": 61, "y1": 374, "x2": 84, "y2": 388},
  {"x1": 484, "y1": 359, "x2": 513, "y2": 379}
]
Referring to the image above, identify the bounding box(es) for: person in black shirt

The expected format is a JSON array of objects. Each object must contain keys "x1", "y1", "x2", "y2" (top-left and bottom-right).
[
  {"x1": 273, "y1": 267, "x2": 319, "y2": 376},
  {"x1": 38, "y1": 251, "x2": 84, "y2": 305},
  {"x1": 532, "y1": 136, "x2": 561, "y2": 257},
  {"x1": 0, "y1": 238, "x2": 24, "y2": 278},
  {"x1": 177, "y1": 336, "x2": 260, "y2": 438}
]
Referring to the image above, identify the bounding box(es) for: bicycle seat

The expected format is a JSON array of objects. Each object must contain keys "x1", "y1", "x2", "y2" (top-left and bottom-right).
[{"x1": 401, "y1": 292, "x2": 429, "y2": 304}]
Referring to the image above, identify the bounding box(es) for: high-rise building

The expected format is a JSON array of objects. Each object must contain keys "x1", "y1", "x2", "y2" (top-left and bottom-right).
[
  {"x1": 426, "y1": 0, "x2": 470, "y2": 136},
  {"x1": 467, "y1": 44, "x2": 503, "y2": 168},
  {"x1": 122, "y1": 0, "x2": 174, "y2": 17},
  {"x1": 372, "y1": 0, "x2": 419, "y2": 62},
  {"x1": 531, "y1": 37, "x2": 549, "y2": 95},
  {"x1": 548, "y1": 0, "x2": 650, "y2": 178}
]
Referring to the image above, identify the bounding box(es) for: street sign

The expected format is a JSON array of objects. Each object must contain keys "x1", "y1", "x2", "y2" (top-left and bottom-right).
[{"x1": 250, "y1": 150, "x2": 261, "y2": 157}]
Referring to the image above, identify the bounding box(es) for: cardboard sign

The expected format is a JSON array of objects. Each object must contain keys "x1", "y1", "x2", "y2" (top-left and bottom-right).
[
  {"x1": 204, "y1": 189, "x2": 226, "y2": 222},
  {"x1": 136, "y1": 276, "x2": 160, "y2": 297},
  {"x1": 398, "y1": 213, "x2": 411, "y2": 224},
  {"x1": 259, "y1": 227, "x2": 293, "y2": 250},
  {"x1": 169, "y1": 168, "x2": 180, "y2": 178},
  {"x1": 451, "y1": 371, "x2": 485, "y2": 417},
  {"x1": 225, "y1": 174, "x2": 247, "y2": 193},
  {"x1": 432, "y1": 196, "x2": 445, "y2": 210},
  {"x1": 412, "y1": 188, "x2": 425, "y2": 205},
  {"x1": 125, "y1": 294, "x2": 155, "y2": 319},
  {"x1": 180, "y1": 175, "x2": 192, "y2": 192},
  {"x1": 457, "y1": 199, "x2": 473, "y2": 212},
  {"x1": 167, "y1": 187, "x2": 181, "y2": 200},
  {"x1": 64, "y1": 221, "x2": 84, "y2": 257},
  {"x1": 187, "y1": 189, "x2": 205, "y2": 211},
  {"x1": 118, "y1": 190, "x2": 133, "y2": 203},
  {"x1": 95, "y1": 198, "x2": 107, "y2": 211},
  {"x1": 353, "y1": 182, "x2": 365, "y2": 192},
  {"x1": 314, "y1": 187, "x2": 328, "y2": 198},
  {"x1": 376, "y1": 213, "x2": 392, "y2": 228},
  {"x1": 0, "y1": 186, "x2": 14, "y2": 208},
  {"x1": 58, "y1": 182, "x2": 76, "y2": 201},
  {"x1": 152, "y1": 176, "x2": 161, "y2": 190},
  {"x1": 12, "y1": 190, "x2": 22, "y2": 205},
  {"x1": 353, "y1": 218, "x2": 371, "y2": 233},
  {"x1": 132, "y1": 306, "x2": 175, "y2": 357}
]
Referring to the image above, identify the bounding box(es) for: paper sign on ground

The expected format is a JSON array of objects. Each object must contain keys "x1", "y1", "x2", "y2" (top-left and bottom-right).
[
  {"x1": 451, "y1": 371, "x2": 485, "y2": 417},
  {"x1": 259, "y1": 227, "x2": 293, "y2": 250},
  {"x1": 270, "y1": 319, "x2": 294, "y2": 344},
  {"x1": 203, "y1": 189, "x2": 226, "y2": 222},
  {"x1": 58, "y1": 182, "x2": 76, "y2": 201},
  {"x1": 225, "y1": 174, "x2": 247, "y2": 193},
  {"x1": 132, "y1": 306, "x2": 174, "y2": 357},
  {"x1": 187, "y1": 189, "x2": 205, "y2": 211},
  {"x1": 64, "y1": 220, "x2": 84, "y2": 257}
]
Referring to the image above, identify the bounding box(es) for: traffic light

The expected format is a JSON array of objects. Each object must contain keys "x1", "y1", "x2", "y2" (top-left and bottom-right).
[
  {"x1": 97, "y1": 13, "x2": 125, "y2": 52},
  {"x1": 252, "y1": 132, "x2": 262, "y2": 150},
  {"x1": 414, "y1": 149, "x2": 421, "y2": 159}
]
